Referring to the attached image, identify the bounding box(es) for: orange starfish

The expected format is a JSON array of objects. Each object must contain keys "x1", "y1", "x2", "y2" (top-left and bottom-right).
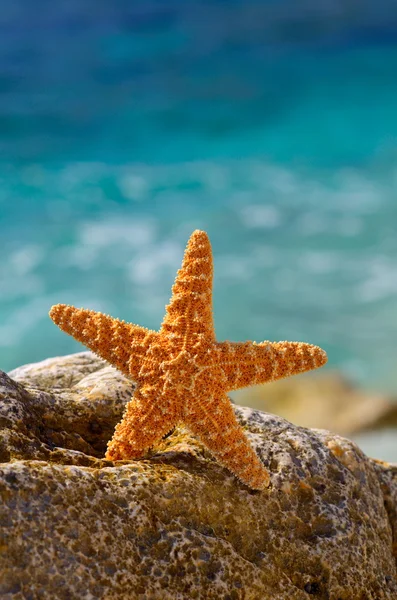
[{"x1": 49, "y1": 230, "x2": 327, "y2": 490}]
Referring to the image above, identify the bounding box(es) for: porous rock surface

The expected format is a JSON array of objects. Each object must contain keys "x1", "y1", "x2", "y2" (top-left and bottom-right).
[{"x1": 1, "y1": 352, "x2": 396, "y2": 600}]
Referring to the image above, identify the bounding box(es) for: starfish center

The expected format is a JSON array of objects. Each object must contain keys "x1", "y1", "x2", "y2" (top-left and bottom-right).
[{"x1": 161, "y1": 350, "x2": 203, "y2": 391}]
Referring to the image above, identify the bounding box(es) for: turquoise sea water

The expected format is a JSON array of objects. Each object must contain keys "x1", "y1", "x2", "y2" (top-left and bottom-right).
[{"x1": 1, "y1": 2, "x2": 397, "y2": 409}]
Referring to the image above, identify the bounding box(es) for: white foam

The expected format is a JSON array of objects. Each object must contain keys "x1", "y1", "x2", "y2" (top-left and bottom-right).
[
  {"x1": 78, "y1": 217, "x2": 156, "y2": 249},
  {"x1": 128, "y1": 239, "x2": 182, "y2": 285},
  {"x1": 9, "y1": 245, "x2": 44, "y2": 275},
  {"x1": 358, "y1": 258, "x2": 397, "y2": 302},
  {"x1": 0, "y1": 297, "x2": 50, "y2": 346},
  {"x1": 240, "y1": 204, "x2": 281, "y2": 229},
  {"x1": 118, "y1": 173, "x2": 149, "y2": 202},
  {"x1": 0, "y1": 244, "x2": 45, "y2": 300},
  {"x1": 216, "y1": 256, "x2": 254, "y2": 281},
  {"x1": 300, "y1": 251, "x2": 339, "y2": 274}
]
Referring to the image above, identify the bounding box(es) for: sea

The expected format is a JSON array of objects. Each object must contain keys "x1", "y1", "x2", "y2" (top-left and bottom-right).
[{"x1": 1, "y1": 1, "x2": 397, "y2": 459}]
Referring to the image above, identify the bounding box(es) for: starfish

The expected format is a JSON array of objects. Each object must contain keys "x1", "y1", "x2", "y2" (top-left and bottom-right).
[{"x1": 49, "y1": 230, "x2": 327, "y2": 490}]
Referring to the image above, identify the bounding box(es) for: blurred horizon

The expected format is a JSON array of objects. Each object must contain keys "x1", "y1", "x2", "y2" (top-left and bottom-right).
[{"x1": 1, "y1": 0, "x2": 397, "y2": 406}]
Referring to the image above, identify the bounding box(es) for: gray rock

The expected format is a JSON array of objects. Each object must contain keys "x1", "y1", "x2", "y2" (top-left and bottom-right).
[{"x1": 1, "y1": 352, "x2": 396, "y2": 599}]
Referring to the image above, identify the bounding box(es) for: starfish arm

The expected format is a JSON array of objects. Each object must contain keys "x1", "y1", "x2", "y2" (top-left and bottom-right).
[
  {"x1": 160, "y1": 230, "x2": 215, "y2": 347},
  {"x1": 105, "y1": 387, "x2": 178, "y2": 461},
  {"x1": 215, "y1": 340, "x2": 327, "y2": 391},
  {"x1": 49, "y1": 304, "x2": 157, "y2": 379},
  {"x1": 185, "y1": 392, "x2": 270, "y2": 490}
]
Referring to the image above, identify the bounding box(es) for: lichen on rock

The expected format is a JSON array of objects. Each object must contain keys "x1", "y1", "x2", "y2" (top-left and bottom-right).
[{"x1": 1, "y1": 352, "x2": 396, "y2": 599}]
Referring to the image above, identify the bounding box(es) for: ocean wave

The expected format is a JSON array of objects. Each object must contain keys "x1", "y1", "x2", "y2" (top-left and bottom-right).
[{"x1": 1, "y1": 156, "x2": 397, "y2": 392}]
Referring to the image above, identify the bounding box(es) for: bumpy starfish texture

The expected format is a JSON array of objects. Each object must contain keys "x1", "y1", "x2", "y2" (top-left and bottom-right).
[{"x1": 49, "y1": 230, "x2": 327, "y2": 490}]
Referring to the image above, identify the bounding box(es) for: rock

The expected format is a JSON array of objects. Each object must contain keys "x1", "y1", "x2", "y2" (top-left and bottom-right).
[
  {"x1": 1, "y1": 352, "x2": 396, "y2": 599},
  {"x1": 235, "y1": 371, "x2": 397, "y2": 437},
  {"x1": 1, "y1": 353, "x2": 133, "y2": 465}
]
